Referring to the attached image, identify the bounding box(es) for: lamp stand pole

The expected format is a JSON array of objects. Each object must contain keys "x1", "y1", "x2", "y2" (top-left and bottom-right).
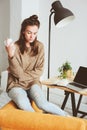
[{"x1": 47, "y1": 11, "x2": 54, "y2": 101}]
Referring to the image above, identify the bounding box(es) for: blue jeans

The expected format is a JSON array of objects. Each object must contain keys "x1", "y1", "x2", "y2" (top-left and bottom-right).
[{"x1": 8, "y1": 84, "x2": 68, "y2": 116}]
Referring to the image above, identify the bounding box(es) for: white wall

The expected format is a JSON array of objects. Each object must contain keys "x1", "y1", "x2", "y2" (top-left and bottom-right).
[
  {"x1": 21, "y1": 0, "x2": 39, "y2": 20},
  {"x1": 10, "y1": 0, "x2": 22, "y2": 41},
  {"x1": 0, "y1": 0, "x2": 10, "y2": 73}
]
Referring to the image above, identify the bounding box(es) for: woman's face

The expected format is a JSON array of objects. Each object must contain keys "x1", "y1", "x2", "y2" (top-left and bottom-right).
[{"x1": 23, "y1": 25, "x2": 39, "y2": 43}]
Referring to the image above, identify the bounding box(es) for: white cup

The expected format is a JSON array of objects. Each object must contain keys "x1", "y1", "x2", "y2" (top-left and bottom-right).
[{"x1": 4, "y1": 38, "x2": 13, "y2": 46}]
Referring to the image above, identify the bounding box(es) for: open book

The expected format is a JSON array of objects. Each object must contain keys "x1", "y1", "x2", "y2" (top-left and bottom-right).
[{"x1": 42, "y1": 77, "x2": 70, "y2": 87}]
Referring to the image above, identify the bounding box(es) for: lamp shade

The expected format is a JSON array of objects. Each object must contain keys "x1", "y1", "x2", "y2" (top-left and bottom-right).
[{"x1": 51, "y1": 1, "x2": 75, "y2": 28}]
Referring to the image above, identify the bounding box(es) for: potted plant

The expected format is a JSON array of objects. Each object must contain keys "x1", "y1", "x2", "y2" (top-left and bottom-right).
[{"x1": 58, "y1": 61, "x2": 73, "y2": 79}]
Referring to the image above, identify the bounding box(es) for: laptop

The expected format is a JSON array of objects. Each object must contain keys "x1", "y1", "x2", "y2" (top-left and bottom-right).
[{"x1": 66, "y1": 66, "x2": 87, "y2": 92}]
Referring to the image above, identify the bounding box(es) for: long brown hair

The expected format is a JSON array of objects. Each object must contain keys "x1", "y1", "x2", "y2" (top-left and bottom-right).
[{"x1": 16, "y1": 15, "x2": 40, "y2": 56}]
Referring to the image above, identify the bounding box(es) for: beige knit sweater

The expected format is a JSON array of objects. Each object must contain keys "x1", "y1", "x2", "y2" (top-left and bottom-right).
[{"x1": 6, "y1": 40, "x2": 44, "y2": 91}]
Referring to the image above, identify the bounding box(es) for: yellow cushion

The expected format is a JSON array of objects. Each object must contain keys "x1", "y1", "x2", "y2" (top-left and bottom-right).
[{"x1": 0, "y1": 101, "x2": 86, "y2": 130}]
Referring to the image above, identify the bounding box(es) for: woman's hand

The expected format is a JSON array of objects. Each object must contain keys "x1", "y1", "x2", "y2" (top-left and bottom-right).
[{"x1": 4, "y1": 38, "x2": 16, "y2": 58}]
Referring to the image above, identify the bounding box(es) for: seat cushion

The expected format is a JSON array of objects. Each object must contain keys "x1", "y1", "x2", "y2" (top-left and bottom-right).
[{"x1": 0, "y1": 101, "x2": 86, "y2": 130}]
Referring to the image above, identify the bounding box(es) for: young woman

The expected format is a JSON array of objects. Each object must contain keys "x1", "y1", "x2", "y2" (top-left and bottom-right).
[{"x1": 5, "y1": 15, "x2": 69, "y2": 116}]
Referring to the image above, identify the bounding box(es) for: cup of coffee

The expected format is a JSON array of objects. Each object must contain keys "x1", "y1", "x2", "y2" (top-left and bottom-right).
[{"x1": 4, "y1": 38, "x2": 13, "y2": 46}]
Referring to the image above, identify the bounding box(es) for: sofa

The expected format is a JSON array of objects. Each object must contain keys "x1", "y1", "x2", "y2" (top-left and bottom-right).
[{"x1": 0, "y1": 100, "x2": 87, "y2": 130}]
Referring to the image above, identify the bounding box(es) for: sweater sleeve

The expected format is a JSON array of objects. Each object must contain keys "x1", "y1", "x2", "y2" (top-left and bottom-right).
[{"x1": 8, "y1": 43, "x2": 44, "y2": 82}]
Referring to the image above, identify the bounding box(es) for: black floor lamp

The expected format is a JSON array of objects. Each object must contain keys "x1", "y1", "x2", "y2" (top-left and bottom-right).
[{"x1": 47, "y1": 0, "x2": 75, "y2": 100}]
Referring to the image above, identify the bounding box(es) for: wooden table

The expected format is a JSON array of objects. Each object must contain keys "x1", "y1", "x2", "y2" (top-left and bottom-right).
[{"x1": 41, "y1": 77, "x2": 87, "y2": 118}]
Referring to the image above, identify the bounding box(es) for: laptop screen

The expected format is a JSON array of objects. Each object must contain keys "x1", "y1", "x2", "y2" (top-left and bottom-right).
[{"x1": 74, "y1": 66, "x2": 87, "y2": 86}]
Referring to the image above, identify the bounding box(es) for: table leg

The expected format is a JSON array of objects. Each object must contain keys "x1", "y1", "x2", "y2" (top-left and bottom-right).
[
  {"x1": 47, "y1": 88, "x2": 49, "y2": 101},
  {"x1": 71, "y1": 93, "x2": 77, "y2": 116},
  {"x1": 75, "y1": 95, "x2": 87, "y2": 118},
  {"x1": 80, "y1": 112, "x2": 87, "y2": 118},
  {"x1": 75, "y1": 95, "x2": 82, "y2": 116},
  {"x1": 61, "y1": 91, "x2": 70, "y2": 109},
  {"x1": 61, "y1": 91, "x2": 77, "y2": 116}
]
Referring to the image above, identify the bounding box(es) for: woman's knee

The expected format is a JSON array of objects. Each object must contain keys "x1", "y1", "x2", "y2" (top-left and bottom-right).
[
  {"x1": 17, "y1": 99, "x2": 34, "y2": 111},
  {"x1": 8, "y1": 87, "x2": 27, "y2": 98},
  {"x1": 8, "y1": 87, "x2": 34, "y2": 111}
]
